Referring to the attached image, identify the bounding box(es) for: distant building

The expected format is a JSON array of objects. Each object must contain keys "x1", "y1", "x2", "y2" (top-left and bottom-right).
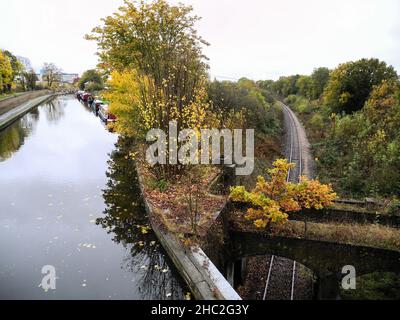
[{"x1": 61, "y1": 73, "x2": 79, "y2": 84}]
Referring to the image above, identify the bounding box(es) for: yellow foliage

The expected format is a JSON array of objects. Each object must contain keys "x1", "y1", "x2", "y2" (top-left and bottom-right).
[
  {"x1": 87, "y1": 0, "x2": 219, "y2": 143},
  {"x1": 229, "y1": 186, "x2": 248, "y2": 202},
  {"x1": 295, "y1": 176, "x2": 337, "y2": 210},
  {"x1": 105, "y1": 69, "x2": 218, "y2": 142},
  {"x1": 0, "y1": 50, "x2": 13, "y2": 90},
  {"x1": 140, "y1": 226, "x2": 152, "y2": 234},
  {"x1": 230, "y1": 159, "x2": 337, "y2": 229},
  {"x1": 104, "y1": 70, "x2": 155, "y2": 137}
]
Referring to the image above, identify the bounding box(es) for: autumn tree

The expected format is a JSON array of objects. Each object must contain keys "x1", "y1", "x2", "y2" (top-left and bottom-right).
[
  {"x1": 103, "y1": 70, "x2": 155, "y2": 138},
  {"x1": 78, "y1": 69, "x2": 104, "y2": 91},
  {"x1": 42, "y1": 63, "x2": 62, "y2": 88},
  {"x1": 3, "y1": 50, "x2": 24, "y2": 91},
  {"x1": 271, "y1": 75, "x2": 301, "y2": 98},
  {"x1": 207, "y1": 79, "x2": 279, "y2": 134},
  {"x1": 23, "y1": 71, "x2": 38, "y2": 91},
  {"x1": 0, "y1": 50, "x2": 13, "y2": 93},
  {"x1": 323, "y1": 58, "x2": 398, "y2": 114},
  {"x1": 296, "y1": 75, "x2": 313, "y2": 99},
  {"x1": 230, "y1": 159, "x2": 337, "y2": 228},
  {"x1": 310, "y1": 67, "x2": 330, "y2": 100},
  {"x1": 87, "y1": 0, "x2": 217, "y2": 176},
  {"x1": 257, "y1": 80, "x2": 274, "y2": 93},
  {"x1": 321, "y1": 79, "x2": 400, "y2": 196}
]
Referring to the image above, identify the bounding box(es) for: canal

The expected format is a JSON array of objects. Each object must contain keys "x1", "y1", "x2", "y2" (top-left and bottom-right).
[{"x1": 0, "y1": 95, "x2": 186, "y2": 300}]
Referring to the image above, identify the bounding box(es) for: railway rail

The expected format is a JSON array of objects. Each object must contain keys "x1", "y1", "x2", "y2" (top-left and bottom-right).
[{"x1": 262, "y1": 101, "x2": 304, "y2": 300}]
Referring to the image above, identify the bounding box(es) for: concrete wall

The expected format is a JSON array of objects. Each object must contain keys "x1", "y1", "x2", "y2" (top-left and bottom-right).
[
  {"x1": 0, "y1": 90, "x2": 52, "y2": 116},
  {"x1": 0, "y1": 93, "x2": 56, "y2": 131}
]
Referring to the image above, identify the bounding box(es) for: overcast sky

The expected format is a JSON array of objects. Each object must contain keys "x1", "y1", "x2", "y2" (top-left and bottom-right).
[{"x1": 0, "y1": 0, "x2": 399, "y2": 80}]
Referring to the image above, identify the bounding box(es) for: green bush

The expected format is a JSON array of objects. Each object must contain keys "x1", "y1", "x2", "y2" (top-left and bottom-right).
[
  {"x1": 386, "y1": 198, "x2": 400, "y2": 216},
  {"x1": 310, "y1": 113, "x2": 324, "y2": 131},
  {"x1": 208, "y1": 79, "x2": 281, "y2": 136},
  {"x1": 284, "y1": 95, "x2": 312, "y2": 114}
]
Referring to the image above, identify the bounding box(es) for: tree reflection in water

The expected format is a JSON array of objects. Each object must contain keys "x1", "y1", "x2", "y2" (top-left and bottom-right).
[
  {"x1": 0, "y1": 108, "x2": 40, "y2": 162},
  {"x1": 43, "y1": 98, "x2": 67, "y2": 124},
  {"x1": 0, "y1": 98, "x2": 68, "y2": 162},
  {"x1": 98, "y1": 137, "x2": 187, "y2": 300}
]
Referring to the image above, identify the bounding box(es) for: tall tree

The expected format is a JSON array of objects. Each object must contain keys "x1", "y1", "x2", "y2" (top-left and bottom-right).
[
  {"x1": 86, "y1": 0, "x2": 216, "y2": 176},
  {"x1": 323, "y1": 58, "x2": 398, "y2": 114},
  {"x1": 78, "y1": 69, "x2": 104, "y2": 91},
  {"x1": 296, "y1": 75, "x2": 313, "y2": 99},
  {"x1": 310, "y1": 67, "x2": 330, "y2": 99},
  {"x1": 3, "y1": 50, "x2": 24, "y2": 91},
  {"x1": 86, "y1": 0, "x2": 211, "y2": 128},
  {"x1": 207, "y1": 79, "x2": 279, "y2": 134},
  {"x1": 23, "y1": 71, "x2": 38, "y2": 91},
  {"x1": 0, "y1": 50, "x2": 13, "y2": 93},
  {"x1": 272, "y1": 75, "x2": 301, "y2": 97},
  {"x1": 42, "y1": 63, "x2": 62, "y2": 88}
]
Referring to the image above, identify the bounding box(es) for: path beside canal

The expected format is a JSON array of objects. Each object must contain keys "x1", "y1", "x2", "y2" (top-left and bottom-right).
[
  {"x1": 0, "y1": 90, "x2": 53, "y2": 115},
  {"x1": 0, "y1": 91, "x2": 55, "y2": 130}
]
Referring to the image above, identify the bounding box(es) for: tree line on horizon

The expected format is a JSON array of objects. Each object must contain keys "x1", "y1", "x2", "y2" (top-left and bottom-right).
[
  {"x1": 260, "y1": 58, "x2": 400, "y2": 200},
  {"x1": 0, "y1": 49, "x2": 72, "y2": 93}
]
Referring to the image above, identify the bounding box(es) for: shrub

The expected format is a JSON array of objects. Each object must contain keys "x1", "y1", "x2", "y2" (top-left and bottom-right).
[{"x1": 230, "y1": 159, "x2": 337, "y2": 228}]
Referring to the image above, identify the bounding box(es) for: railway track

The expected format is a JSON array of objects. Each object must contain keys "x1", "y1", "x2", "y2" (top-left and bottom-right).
[
  {"x1": 262, "y1": 102, "x2": 305, "y2": 300},
  {"x1": 281, "y1": 101, "x2": 303, "y2": 183}
]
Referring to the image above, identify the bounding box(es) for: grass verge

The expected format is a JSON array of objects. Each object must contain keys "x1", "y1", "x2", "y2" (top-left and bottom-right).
[{"x1": 230, "y1": 209, "x2": 400, "y2": 252}]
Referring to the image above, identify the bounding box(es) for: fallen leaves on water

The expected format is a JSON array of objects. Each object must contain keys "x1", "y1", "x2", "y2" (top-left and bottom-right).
[{"x1": 136, "y1": 225, "x2": 152, "y2": 234}]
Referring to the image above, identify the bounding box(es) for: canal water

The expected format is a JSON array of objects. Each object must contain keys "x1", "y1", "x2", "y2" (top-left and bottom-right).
[{"x1": 0, "y1": 96, "x2": 186, "y2": 300}]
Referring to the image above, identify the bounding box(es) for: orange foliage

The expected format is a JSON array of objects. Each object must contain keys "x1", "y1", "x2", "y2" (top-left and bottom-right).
[{"x1": 230, "y1": 159, "x2": 337, "y2": 228}]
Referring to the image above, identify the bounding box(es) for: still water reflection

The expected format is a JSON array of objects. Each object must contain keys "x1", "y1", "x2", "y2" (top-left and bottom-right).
[{"x1": 0, "y1": 96, "x2": 185, "y2": 299}]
